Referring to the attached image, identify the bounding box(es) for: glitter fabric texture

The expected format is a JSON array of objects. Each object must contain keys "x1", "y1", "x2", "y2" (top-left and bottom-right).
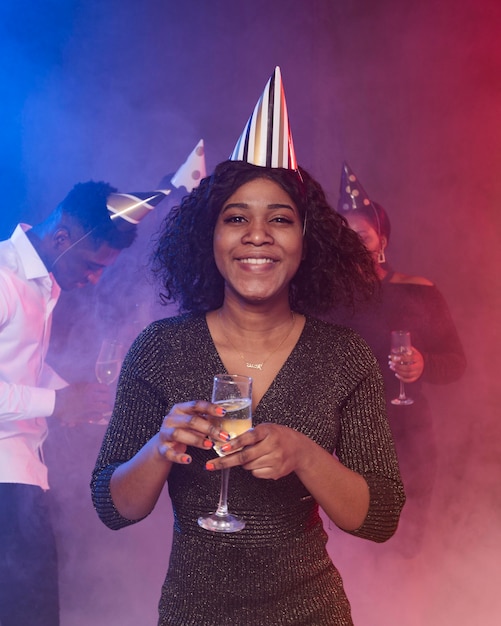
[{"x1": 91, "y1": 314, "x2": 405, "y2": 626}]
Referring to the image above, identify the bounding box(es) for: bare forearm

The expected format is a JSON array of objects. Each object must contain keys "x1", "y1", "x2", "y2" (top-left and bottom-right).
[{"x1": 110, "y1": 434, "x2": 172, "y2": 520}]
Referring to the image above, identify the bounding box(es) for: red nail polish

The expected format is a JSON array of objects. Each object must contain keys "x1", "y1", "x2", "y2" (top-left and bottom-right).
[
  {"x1": 203, "y1": 439, "x2": 213, "y2": 448},
  {"x1": 216, "y1": 406, "x2": 226, "y2": 416},
  {"x1": 220, "y1": 443, "x2": 232, "y2": 453},
  {"x1": 220, "y1": 431, "x2": 231, "y2": 442},
  {"x1": 181, "y1": 455, "x2": 191, "y2": 464},
  {"x1": 206, "y1": 462, "x2": 216, "y2": 471}
]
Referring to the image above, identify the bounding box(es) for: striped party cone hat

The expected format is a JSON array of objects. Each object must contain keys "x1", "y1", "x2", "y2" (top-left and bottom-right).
[
  {"x1": 229, "y1": 66, "x2": 298, "y2": 170},
  {"x1": 106, "y1": 189, "x2": 171, "y2": 224}
]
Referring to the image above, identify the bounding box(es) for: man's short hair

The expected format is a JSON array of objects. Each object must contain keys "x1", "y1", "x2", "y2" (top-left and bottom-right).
[{"x1": 61, "y1": 181, "x2": 137, "y2": 249}]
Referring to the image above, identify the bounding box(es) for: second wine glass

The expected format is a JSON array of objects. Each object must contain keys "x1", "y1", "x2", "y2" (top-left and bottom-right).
[
  {"x1": 198, "y1": 374, "x2": 253, "y2": 533},
  {"x1": 390, "y1": 330, "x2": 414, "y2": 406},
  {"x1": 93, "y1": 339, "x2": 125, "y2": 425}
]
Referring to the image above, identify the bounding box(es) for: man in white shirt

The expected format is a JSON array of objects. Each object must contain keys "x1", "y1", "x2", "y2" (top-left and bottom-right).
[{"x1": 0, "y1": 180, "x2": 163, "y2": 625}]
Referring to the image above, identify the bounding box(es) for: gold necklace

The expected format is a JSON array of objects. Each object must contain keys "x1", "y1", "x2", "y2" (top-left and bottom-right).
[{"x1": 217, "y1": 310, "x2": 296, "y2": 371}]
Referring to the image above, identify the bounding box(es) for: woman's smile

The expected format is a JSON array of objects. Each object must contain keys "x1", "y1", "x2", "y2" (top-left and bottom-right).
[{"x1": 238, "y1": 257, "x2": 276, "y2": 265}]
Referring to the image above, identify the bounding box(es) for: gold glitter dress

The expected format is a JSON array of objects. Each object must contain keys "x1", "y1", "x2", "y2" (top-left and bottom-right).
[{"x1": 91, "y1": 315, "x2": 405, "y2": 625}]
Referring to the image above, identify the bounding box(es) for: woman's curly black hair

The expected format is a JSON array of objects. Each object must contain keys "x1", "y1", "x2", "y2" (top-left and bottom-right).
[{"x1": 151, "y1": 160, "x2": 379, "y2": 315}]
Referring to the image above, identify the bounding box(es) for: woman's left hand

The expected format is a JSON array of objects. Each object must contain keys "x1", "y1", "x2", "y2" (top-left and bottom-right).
[
  {"x1": 205, "y1": 423, "x2": 305, "y2": 480},
  {"x1": 389, "y1": 345, "x2": 424, "y2": 383},
  {"x1": 206, "y1": 422, "x2": 372, "y2": 532}
]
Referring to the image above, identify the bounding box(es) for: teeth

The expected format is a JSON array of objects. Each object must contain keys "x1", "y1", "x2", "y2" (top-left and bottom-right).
[{"x1": 240, "y1": 258, "x2": 274, "y2": 264}]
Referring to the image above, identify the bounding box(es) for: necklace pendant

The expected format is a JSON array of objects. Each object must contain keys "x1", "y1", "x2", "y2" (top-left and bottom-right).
[
  {"x1": 245, "y1": 362, "x2": 263, "y2": 371},
  {"x1": 217, "y1": 309, "x2": 296, "y2": 374}
]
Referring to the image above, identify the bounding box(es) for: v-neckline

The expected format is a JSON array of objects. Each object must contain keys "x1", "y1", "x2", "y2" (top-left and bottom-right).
[{"x1": 201, "y1": 313, "x2": 309, "y2": 416}]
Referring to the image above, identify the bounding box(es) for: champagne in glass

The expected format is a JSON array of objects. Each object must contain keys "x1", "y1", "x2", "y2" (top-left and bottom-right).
[
  {"x1": 390, "y1": 330, "x2": 414, "y2": 406},
  {"x1": 212, "y1": 397, "x2": 252, "y2": 456},
  {"x1": 198, "y1": 374, "x2": 252, "y2": 533}
]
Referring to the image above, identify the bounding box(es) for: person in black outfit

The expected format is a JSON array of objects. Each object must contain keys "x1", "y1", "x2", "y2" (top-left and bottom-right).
[{"x1": 331, "y1": 162, "x2": 466, "y2": 556}]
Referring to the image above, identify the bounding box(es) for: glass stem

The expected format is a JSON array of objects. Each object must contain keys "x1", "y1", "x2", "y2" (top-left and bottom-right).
[
  {"x1": 399, "y1": 380, "x2": 407, "y2": 401},
  {"x1": 215, "y1": 468, "x2": 230, "y2": 517}
]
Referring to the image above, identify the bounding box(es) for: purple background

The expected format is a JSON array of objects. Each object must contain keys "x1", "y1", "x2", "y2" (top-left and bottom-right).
[{"x1": 1, "y1": 1, "x2": 500, "y2": 624}]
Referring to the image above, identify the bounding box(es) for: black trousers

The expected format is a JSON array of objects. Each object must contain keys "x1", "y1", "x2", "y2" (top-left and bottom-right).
[{"x1": 0, "y1": 483, "x2": 60, "y2": 626}]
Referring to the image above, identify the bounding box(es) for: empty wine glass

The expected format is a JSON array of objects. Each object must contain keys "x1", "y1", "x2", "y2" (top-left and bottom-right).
[
  {"x1": 390, "y1": 330, "x2": 414, "y2": 405},
  {"x1": 95, "y1": 339, "x2": 124, "y2": 384},
  {"x1": 92, "y1": 339, "x2": 125, "y2": 424},
  {"x1": 198, "y1": 374, "x2": 253, "y2": 533}
]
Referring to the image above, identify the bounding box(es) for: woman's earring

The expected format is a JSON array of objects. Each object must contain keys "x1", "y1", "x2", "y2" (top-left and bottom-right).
[{"x1": 377, "y1": 249, "x2": 386, "y2": 264}]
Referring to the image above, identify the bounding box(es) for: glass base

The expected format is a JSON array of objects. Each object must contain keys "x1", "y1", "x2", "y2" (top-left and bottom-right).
[
  {"x1": 198, "y1": 513, "x2": 245, "y2": 533},
  {"x1": 391, "y1": 397, "x2": 414, "y2": 406}
]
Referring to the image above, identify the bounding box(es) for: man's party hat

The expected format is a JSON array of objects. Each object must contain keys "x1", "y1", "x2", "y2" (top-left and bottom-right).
[{"x1": 106, "y1": 189, "x2": 171, "y2": 224}]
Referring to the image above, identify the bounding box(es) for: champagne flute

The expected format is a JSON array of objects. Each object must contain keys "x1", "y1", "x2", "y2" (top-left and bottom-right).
[
  {"x1": 198, "y1": 374, "x2": 252, "y2": 533},
  {"x1": 390, "y1": 330, "x2": 414, "y2": 406},
  {"x1": 93, "y1": 339, "x2": 125, "y2": 424}
]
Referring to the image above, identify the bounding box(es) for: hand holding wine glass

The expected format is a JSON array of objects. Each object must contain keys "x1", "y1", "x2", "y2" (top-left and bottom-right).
[
  {"x1": 198, "y1": 374, "x2": 252, "y2": 533},
  {"x1": 389, "y1": 330, "x2": 414, "y2": 406}
]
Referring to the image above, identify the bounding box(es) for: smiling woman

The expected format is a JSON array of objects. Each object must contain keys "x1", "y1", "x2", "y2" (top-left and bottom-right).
[
  {"x1": 213, "y1": 177, "x2": 304, "y2": 308},
  {"x1": 151, "y1": 160, "x2": 378, "y2": 316},
  {"x1": 91, "y1": 159, "x2": 405, "y2": 626},
  {"x1": 91, "y1": 68, "x2": 405, "y2": 626}
]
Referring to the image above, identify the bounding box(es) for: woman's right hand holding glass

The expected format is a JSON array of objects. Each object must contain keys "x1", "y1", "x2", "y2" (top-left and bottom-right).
[
  {"x1": 158, "y1": 400, "x2": 230, "y2": 465},
  {"x1": 388, "y1": 345, "x2": 424, "y2": 383}
]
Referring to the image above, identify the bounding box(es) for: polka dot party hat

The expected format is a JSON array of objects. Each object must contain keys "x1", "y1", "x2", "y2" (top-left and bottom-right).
[
  {"x1": 337, "y1": 161, "x2": 376, "y2": 212},
  {"x1": 337, "y1": 161, "x2": 388, "y2": 242},
  {"x1": 170, "y1": 139, "x2": 207, "y2": 192},
  {"x1": 107, "y1": 139, "x2": 207, "y2": 224}
]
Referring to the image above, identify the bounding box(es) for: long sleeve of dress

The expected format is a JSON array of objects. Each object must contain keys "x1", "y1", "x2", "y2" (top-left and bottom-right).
[{"x1": 327, "y1": 329, "x2": 405, "y2": 542}]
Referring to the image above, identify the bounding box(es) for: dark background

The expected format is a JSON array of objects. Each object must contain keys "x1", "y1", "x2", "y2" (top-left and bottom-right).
[{"x1": 1, "y1": 1, "x2": 500, "y2": 624}]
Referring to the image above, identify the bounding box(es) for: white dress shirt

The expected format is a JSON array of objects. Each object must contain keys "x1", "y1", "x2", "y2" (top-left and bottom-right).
[{"x1": 0, "y1": 225, "x2": 66, "y2": 489}]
